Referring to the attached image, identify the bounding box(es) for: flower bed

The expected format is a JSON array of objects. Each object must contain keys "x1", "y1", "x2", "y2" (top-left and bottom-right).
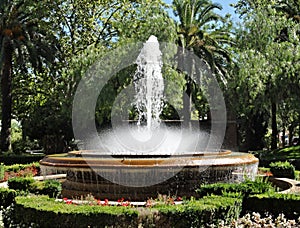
[{"x1": 0, "y1": 163, "x2": 39, "y2": 182}]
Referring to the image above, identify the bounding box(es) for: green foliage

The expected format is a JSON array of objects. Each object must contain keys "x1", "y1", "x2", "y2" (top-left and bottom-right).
[
  {"x1": 10, "y1": 120, "x2": 22, "y2": 148},
  {"x1": 196, "y1": 179, "x2": 275, "y2": 197},
  {"x1": 0, "y1": 188, "x2": 16, "y2": 208},
  {"x1": 30, "y1": 180, "x2": 62, "y2": 198},
  {"x1": 4, "y1": 195, "x2": 138, "y2": 228},
  {"x1": 231, "y1": 0, "x2": 300, "y2": 150},
  {"x1": 257, "y1": 146, "x2": 300, "y2": 170},
  {"x1": 173, "y1": 0, "x2": 233, "y2": 123},
  {"x1": 0, "y1": 163, "x2": 4, "y2": 180},
  {"x1": 8, "y1": 176, "x2": 61, "y2": 198},
  {"x1": 4, "y1": 162, "x2": 39, "y2": 173},
  {"x1": 11, "y1": 138, "x2": 41, "y2": 155},
  {"x1": 0, "y1": 153, "x2": 44, "y2": 165},
  {"x1": 261, "y1": 146, "x2": 300, "y2": 160},
  {"x1": 0, "y1": 0, "x2": 60, "y2": 151},
  {"x1": 243, "y1": 192, "x2": 300, "y2": 219},
  {"x1": 270, "y1": 161, "x2": 296, "y2": 179},
  {"x1": 8, "y1": 177, "x2": 35, "y2": 192},
  {"x1": 150, "y1": 196, "x2": 242, "y2": 227},
  {"x1": 3, "y1": 195, "x2": 241, "y2": 228}
]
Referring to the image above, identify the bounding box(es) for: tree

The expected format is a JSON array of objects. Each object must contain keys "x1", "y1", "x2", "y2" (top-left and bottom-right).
[
  {"x1": 0, "y1": 0, "x2": 59, "y2": 151},
  {"x1": 11, "y1": 0, "x2": 176, "y2": 153},
  {"x1": 173, "y1": 0, "x2": 232, "y2": 126},
  {"x1": 232, "y1": 0, "x2": 300, "y2": 150}
]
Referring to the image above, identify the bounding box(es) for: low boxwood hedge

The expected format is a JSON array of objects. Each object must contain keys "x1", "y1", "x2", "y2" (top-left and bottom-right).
[
  {"x1": 0, "y1": 188, "x2": 16, "y2": 208},
  {"x1": 0, "y1": 154, "x2": 44, "y2": 165},
  {"x1": 7, "y1": 176, "x2": 35, "y2": 192},
  {"x1": 8, "y1": 177, "x2": 62, "y2": 198},
  {"x1": 196, "y1": 179, "x2": 275, "y2": 197},
  {"x1": 3, "y1": 195, "x2": 242, "y2": 228},
  {"x1": 270, "y1": 161, "x2": 296, "y2": 179},
  {"x1": 242, "y1": 192, "x2": 300, "y2": 219}
]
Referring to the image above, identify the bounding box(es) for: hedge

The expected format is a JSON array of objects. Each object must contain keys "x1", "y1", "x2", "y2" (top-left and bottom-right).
[
  {"x1": 149, "y1": 196, "x2": 242, "y2": 227},
  {"x1": 3, "y1": 195, "x2": 242, "y2": 228},
  {"x1": 196, "y1": 179, "x2": 275, "y2": 197},
  {"x1": 0, "y1": 154, "x2": 44, "y2": 165},
  {"x1": 269, "y1": 161, "x2": 296, "y2": 179},
  {"x1": 0, "y1": 188, "x2": 16, "y2": 208},
  {"x1": 242, "y1": 192, "x2": 300, "y2": 219},
  {"x1": 8, "y1": 177, "x2": 62, "y2": 198}
]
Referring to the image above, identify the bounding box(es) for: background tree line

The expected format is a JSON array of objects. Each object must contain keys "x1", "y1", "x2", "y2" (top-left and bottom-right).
[{"x1": 0, "y1": 0, "x2": 299, "y2": 154}]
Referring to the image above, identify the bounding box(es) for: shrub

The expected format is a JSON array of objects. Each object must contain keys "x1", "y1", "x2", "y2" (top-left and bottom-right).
[
  {"x1": 150, "y1": 196, "x2": 242, "y2": 227},
  {"x1": 242, "y1": 192, "x2": 300, "y2": 219},
  {"x1": 8, "y1": 177, "x2": 35, "y2": 192},
  {"x1": 11, "y1": 139, "x2": 41, "y2": 155},
  {"x1": 8, "y1": 177, "x2": 62, "y2": 198},
  {"x1": 0, "y1": 154, "x2": 44, "y2": 165},
  {"x1": 0, "y1": 163, "x2": 4, "y2": 180},
  {"x1": 4, "y1": 162, "x2": 40, "y2": 173},
  {"x1": 0, "y1": 188, "x2": 16, "y2": 208},
  {"x1": 3, "y1": 195, "x2": 242, "y2": 228},
  {"x1": 196, "y1": 178, "x2": 275, "y2": 197},
  {"x1": 31, "y1": 180, "x2": 62, "y2": 198},
  {"x1": 270, "y1": 161, "x2": 296, "y2": 179},
  {"x1": 4, "y1": 195, "x2": 138, "y2": 228}
]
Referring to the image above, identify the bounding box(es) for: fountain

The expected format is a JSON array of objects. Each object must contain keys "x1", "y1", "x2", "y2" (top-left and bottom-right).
[{"x1": 40, "y1": 36, "x2": 259, "y2": 201}]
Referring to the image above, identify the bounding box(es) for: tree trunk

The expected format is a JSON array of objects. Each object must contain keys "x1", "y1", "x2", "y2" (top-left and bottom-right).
[
  {"x1": 282, "y1": 126, "x2": 286, "y2": 147},
  {"x1": 288, "y1": 124, "x2": 294, "y2": 146},
  {"x1": 1, "y1": 41, "x2": 13, "y2": 152},
  {"x1": 271, "y1": 102, "x2": 278, "y2": 150},
  {"x1": 298, "y1": 114, "x2": 300, "y2": 145},
  {"x1": 183, "y1": 76, "x2": 192, "y2": 128}
]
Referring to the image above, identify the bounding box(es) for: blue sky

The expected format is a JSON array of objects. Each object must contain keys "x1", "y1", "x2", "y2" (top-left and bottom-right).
[{"x1": 164, "y1": 0, "x2": 239, "y2": 21}]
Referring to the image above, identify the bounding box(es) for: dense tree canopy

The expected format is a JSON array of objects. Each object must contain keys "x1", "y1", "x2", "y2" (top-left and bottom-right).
[
  {"x1": 231, "y1": 0, "x2": 300, "y2": 150},
  {"x1": 0, "y1": 0, "x2": 299, "y2": 153}
]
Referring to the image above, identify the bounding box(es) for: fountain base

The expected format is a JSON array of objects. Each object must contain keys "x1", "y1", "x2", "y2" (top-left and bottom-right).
[{"x1": 40, "y1": 150, "x2": 258, "y2": 201}]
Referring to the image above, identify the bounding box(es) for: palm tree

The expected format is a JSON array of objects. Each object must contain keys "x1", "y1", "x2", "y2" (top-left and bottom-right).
[
  {"x1": 0, "y1": 0, "x2": 58, "y2": 151},
  {"x1": 173, "y1": 0, "x2": 232, "y2": 126}
]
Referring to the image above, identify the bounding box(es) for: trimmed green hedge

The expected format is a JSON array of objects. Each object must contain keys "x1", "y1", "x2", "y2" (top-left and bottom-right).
[
  {"x1": 8, "y1": 177, "x2": 62, "y2": 198},
  {"x1": 242, "y1": 192, "x2": 300, "y2": 219},
  {"x1": 0, "y1": 188, "x2": 16, "y2": 208},
  {"x1": 4, "y1": 162, "x2": 40, "y2": 173},
  {"x1": 3, "y1": 195, "x2": 242, "y2": 228},
  {"x1": 149, "y1": 196, "x2": 242, "y2": 227},
  {"x1": 270, "y1": 161, "x2": 296, "y2": 179},
  {"x1": 0, "y1": 154, "x2": 44, "y2": 165},
  {"x1": 8, "y1": 177, "x2": 35, "y2": 191},
  {"x1": 196, "y1": 179, "x2": 275, "y2": 197}
]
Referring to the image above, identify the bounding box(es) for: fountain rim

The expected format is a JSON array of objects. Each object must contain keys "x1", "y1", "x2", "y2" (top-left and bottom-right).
[
  {"x1": 67, "y1": 149, "x2": 232, "y2": 158},
  {"x1": 39, "y1": 150, "x2": 259, "y2": 169}
]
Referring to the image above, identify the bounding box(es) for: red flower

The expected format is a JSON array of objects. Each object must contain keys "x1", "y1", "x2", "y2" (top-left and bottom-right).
[
  {"x1": 103, "y1": 199, "x2": 109, "y2": 206},
  {"x1": 117, "y1": 197, "x2": 124, "y2": 203},
  {"x1": 121, "y1": 201, "x2": 130, "y2": 207},
  {"x1": 66, "y1": 199, "x2": 73, "y2": 205},
  {"x1": 176, "y1": 196, "x2": 183, "y2": 201}
]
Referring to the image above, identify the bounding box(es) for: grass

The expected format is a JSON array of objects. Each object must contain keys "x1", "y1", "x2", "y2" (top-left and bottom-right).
[{"x1": 259, "y1": 146, "x2": 300, "y2": 160}]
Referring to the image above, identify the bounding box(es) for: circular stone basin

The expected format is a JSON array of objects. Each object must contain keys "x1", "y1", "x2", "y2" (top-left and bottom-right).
[{"x1": 40, "y1": 150, "x2": 258, "y2": 201}]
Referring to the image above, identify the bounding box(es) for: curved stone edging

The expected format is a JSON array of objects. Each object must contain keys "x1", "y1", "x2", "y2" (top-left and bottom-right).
[{"x1": 268, "y1": 177, "x2": 300, "y2": 194}]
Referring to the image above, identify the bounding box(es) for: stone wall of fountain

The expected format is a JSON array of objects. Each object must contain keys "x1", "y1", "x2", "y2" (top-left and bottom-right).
[{"x1": 40, "y1": 150, "x2": 258, "y2": 201}]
